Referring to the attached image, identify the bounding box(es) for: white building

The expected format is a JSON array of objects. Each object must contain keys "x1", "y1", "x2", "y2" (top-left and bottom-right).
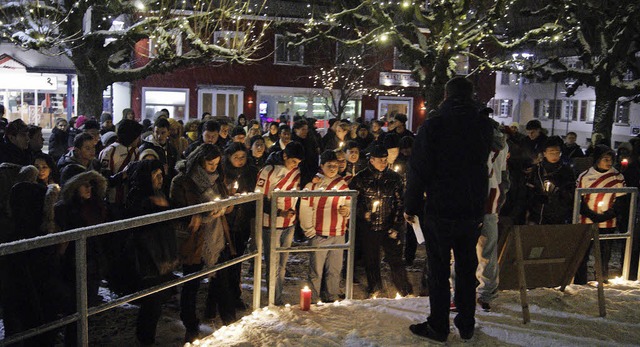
[{"x1": 490, "y1": 70, "x2": 639, "y2": 147}]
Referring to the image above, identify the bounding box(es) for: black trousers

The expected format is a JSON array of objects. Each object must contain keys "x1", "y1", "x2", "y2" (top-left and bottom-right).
[
  {"x1": 362, "y1": 228, "x2": 411, "y2": 295},
  {"x1": 180, "y1": 263, "x2": 204, "y2": 333},
  {"x1": 404, "y1": 222, "x2": 418, "y2": 264},
  {"x1": 423, "y1": 216, "x2": 481, "y2": 337}
]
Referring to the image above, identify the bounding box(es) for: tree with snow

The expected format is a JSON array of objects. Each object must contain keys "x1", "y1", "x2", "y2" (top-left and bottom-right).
[
  {"x1": 299, "y1": 0, "x2": 510, "y2": 112},
  {"x1": 0, "y1": 0, "x2": 268, "y2": 118},
  {"x1": 484, "y1": 0, "x2": 640, "y2": 144}
]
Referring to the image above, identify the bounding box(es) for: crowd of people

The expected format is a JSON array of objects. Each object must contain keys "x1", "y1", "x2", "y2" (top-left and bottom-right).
[{"x1": 0, "y1": 84, "x2": 637, "y2": 344}]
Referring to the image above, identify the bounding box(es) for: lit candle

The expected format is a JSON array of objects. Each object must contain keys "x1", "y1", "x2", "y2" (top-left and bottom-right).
[
  {"x1": 233, "y1": 181, "x2": 239, "y2": 190},
  {"x1": 300, "y1": 286, "x2": 311, "y2": 311},
  {"x1": 543, "y1": 180, "x2": 552, "y2": 193},
  {"x1": 339, "y1": 141, "x2": 344, "y2": 148},
  {"x1": 394, "y1": 165, "x2": 399, "y2": 172},
  {"x1": 597, "y1": 201, "x2": 604, "y2": 213},
  {"x1": 372, "y1": 200, "x2": 380, "y2": 213},
  {"x1": 621, "y1": 159, "x2": 629, "y2": 169}
]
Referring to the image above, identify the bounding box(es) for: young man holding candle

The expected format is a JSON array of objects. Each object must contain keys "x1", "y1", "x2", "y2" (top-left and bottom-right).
[
  {"x1": 526, "y1": 136, "x2": 576, "y2": 225},
  {"x1": 349, "y1": 145, "x2": 412, "y2": 298},
  {"x1": 256, "y1": 142, "x2": 305, "y2": 305},
  {"x1": 576, "y1": 144, "x2": 628, "y2": 284},
  {"x1": 300, "y1": 150, "x2": 351, "y2": 302}
]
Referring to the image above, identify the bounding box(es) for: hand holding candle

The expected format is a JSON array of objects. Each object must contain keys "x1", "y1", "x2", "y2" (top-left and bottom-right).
[
  {"x1": 372, "y1": 200, "x2": 380, "y2": 213},
  {"x1": 300, "y1": 286, "x2": 311, "y2": 311}
]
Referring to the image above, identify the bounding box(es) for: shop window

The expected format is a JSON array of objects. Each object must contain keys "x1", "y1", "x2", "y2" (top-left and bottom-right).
[
  {"x1": 143, "y1": 88, "x2": 188, "y2": 121},
  {"x1": 275, "y1": 34, "x2": 304, "y2": 65}
]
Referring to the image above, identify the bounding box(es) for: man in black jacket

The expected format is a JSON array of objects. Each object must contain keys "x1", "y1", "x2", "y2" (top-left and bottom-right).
[
  {"x1": 349, "y1": 145, "x2": 412, "y2": 297},
  {"x1": 0, "y1": 119, "x2": 32, "y2": 166},
  {"x1": 405, "y1": 77, "x2": 493, "y2": 343}
]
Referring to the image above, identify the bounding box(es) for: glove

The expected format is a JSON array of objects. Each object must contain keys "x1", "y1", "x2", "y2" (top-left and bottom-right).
[{"x1": 591, "y1": 209, "x2": 616, "y2": 223}]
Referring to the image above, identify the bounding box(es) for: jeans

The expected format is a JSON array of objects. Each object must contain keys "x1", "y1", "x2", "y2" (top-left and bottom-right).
[
  {"x1": 362, "y1": 228, "x2": 412, "y2": 295},
  {"x1": 308, "y1": 235, "x2": 345, "y2": 301},
  {"x1": 476, "y1": 213, "x2": 499, "y2": 303},
  {"x1": 424, "y1": 216, "x2": 481, "y2": 337},
  {"x1": 263, "y1": 226, "x2": 294, "y2": 304}
]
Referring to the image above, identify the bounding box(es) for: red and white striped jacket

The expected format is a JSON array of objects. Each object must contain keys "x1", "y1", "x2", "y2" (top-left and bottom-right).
[
  {"x1": 256, "y1": 164, "x2": 301, "y2": 228},
  {"x1": 577, "y1": 167, "x2": 626, "y2": 228},
  {"x1": 299, "y1": 174, "x2": 351, "y2": 237}
]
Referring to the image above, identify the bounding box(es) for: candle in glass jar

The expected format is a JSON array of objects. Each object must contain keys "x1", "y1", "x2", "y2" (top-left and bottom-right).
[
  {"x1": 372, "y1": 200, "x2": 380, "y2": 213},
  {"x1": 621, "y1": 159, "x2": 629, "y2": 169},
  {"x1": 300, "y1": 286, "x2": 311, "y2": 311}
]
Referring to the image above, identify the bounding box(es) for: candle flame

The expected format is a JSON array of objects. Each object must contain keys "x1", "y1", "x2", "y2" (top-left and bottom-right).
[
  {"x1": 610, "y1": 276, "x2": 625, "y2": 285},
  {"x1": 395, "y1": 292, "x2": 402, "y2": 299},
  {"x1": 373, "y1": 201, "x2": 380, "y2": 207},
  {"x1": 622, "y1": 159, "x2": 629, "y2": 163},
  {"x1": 598, "y1": 201, "x2": 604, "y2": 207},
  {"x1": 394, "y1": 165, "x2": 399, "y2": 172},
  {"x1": 339, "y1": 141, "x2": 344, "y2": 148},
  {"x1": 303, "y1": 285, "x2": 310, "y2": 291},
  {"x1": 233, "y1": 181, "x2": 239, "y2": 190}
]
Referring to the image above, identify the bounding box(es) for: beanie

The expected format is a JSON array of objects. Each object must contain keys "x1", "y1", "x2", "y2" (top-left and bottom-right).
[
  {"x1": 100, "y1": 131, "x2": 118, "y2": 147},
  {"x1": 369, "y1": 145, "x2": 388, "y2": 158},
  {"x1": 592, "y1": 144, "x2": 615, "y2": 166},
  {"x1": 75, "y1": 115, "x2": 88, "y2": 129},
  {"x1": 100, "y1": 112, "x2": 113, "y2": 123},
  {"x1": 525, "y1": 119, "x2": 542, "y2": 130},
  {"x1": 284, "y1": 141, "x2": 305, "y2": 160}
]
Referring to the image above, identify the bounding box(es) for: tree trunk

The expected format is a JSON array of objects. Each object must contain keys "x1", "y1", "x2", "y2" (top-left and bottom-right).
[
  {"x1": 76, "y1": 72, "x2": 106, "y2": 118},
  {"x1": 592, "y1": 87, "x2": 618, "y2": 147}
]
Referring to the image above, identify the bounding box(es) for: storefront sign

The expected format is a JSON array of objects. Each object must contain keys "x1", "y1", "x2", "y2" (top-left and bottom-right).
[
  {"x1": 0, "y1": 75, "x2": 58, "y2": 91},
  {"x1": 379, "y1": 72, "x2": 419, "y2": 87}
]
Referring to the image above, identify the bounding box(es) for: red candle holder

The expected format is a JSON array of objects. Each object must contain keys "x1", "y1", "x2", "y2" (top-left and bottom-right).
[{"x1": 300, "y1": 286, "x2": 311, "y2": 311}]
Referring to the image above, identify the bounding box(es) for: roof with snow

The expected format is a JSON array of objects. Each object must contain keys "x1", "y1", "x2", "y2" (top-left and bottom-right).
[{"x1": 0, "y1": 43, "x2": 75, "y2": 74}]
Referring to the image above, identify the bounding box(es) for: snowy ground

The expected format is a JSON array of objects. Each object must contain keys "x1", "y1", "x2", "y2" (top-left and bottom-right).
[
  {"x1": 194, "y1": 280, "x2": 640, "y2": 347},
  {"x1": 2, "y1": 242, "x2": 638, "y2": 346}
]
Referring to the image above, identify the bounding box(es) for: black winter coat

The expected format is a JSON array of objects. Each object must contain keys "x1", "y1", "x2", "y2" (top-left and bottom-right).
[
  {"x1": 526, "y1": 159, "x2": 576, "y2": 224},
  {"x1": 349, "y1": 165, "x2": 405, "y2": 232},
  {"x1": 405, "y1": 97, "x2": 493, "y2": 221},
  {"x1": 48, "y1": 127, "x2": 70, "y2": 162}
]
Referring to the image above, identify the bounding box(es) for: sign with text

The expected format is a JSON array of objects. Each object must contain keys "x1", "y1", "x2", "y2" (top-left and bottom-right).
[
  {"x1": 0, "y1": 75, "x2": 58, "y2": 91},
  {"x1": 379, "y1": 72, "x2": 419, "y2": 87}
]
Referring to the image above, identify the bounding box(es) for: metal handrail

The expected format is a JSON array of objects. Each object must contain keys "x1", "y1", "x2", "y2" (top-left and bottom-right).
[
  {"x1": 0, "y1": 192, "x2": 264, "y2": 347},
  {"x1": 267, "y1": 189, "x2": 358, "y2": 306},
  {"x1": 572, "y1": 187, "x2": 639, "y2": 280}
]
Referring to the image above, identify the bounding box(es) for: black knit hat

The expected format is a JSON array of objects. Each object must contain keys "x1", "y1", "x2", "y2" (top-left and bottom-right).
[
  {"x1": 525, "y1": 119, "x2": 542, "y2": 130},
  {"x1": 249, "y1": 135, "x2": 264, "y2": 147},
  {"x1": 592, "y1": 144, "x2": 615, "y2": 166},
  {"x1": 394, "y1": 113, "x2": 408, "y2": 123},
  {"x1": 543, "y1": 136, "x2": 564, "y2": 150},
  {"x1": 284, "y1": 141, "x2": 305, "y2": 160},
  {"x1": 369, "y1": 145, "x2": 388, "y2": 158}
]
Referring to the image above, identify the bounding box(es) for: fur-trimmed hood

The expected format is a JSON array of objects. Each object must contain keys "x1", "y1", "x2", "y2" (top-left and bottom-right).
[{"x1": 60, "y1": 170, "x2": 107, "y2": 204}]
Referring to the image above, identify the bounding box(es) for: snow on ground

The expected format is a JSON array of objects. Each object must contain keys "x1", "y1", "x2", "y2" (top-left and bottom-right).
[{"x1": 192, "y1": 280, "x2": 640, "y2": 347}]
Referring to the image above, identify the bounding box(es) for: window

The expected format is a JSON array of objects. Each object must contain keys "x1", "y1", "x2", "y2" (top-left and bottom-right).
[
  {"x1": 500, "y1": 72, "x2": 510, "y2": 85},
  {"x1": 563, "y1": 100, "x2": 578, "y2": 121},
  {"x1": 580, "y1": 100, "x2": 596, "y2": 122},
  {"x1": 393, "y1": 48, "x2": 412, "y2": 71},
  {"x1": 616, "y1": 101, "x2": 630, "y2": 125},
  {"x1": 142, "y1": 88, "x2": 189, "y2": 121},
  {"x1": 275, "y1": 34, "x2": 304, "y2": 65},
  {"x1": 198, "y1": 88, "x2": 244, "y2": 119},
  {"x1": 213, "y1": 31, "x2": 246, "y2": 50},
  {"x1": 489, "y1": 98, "x2": 513, "y2": 117},
  {"x1": 452, "y1": 54, "x2": 469, "y2": 75},
  {"x1": 534, "y1": 99, "x2": 562, "y2": 119}
]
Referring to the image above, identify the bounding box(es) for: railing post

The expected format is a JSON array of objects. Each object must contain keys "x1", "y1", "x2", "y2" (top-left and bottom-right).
[
  {"x1": 268, "y1": 195, "x2": 278, "y2": 306},
  {"x1": 622, "y1": 191, "x2": 637, "y2": 279},
  {"x1": 345, "y1": 193, "x2": 357, "y2": 300},
  {"x1": 253, "y1": 195, "x2": 263, "y2": 310},
  {"x1": 75, "y1": 236, "x2": 89, "y2": 346}
]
